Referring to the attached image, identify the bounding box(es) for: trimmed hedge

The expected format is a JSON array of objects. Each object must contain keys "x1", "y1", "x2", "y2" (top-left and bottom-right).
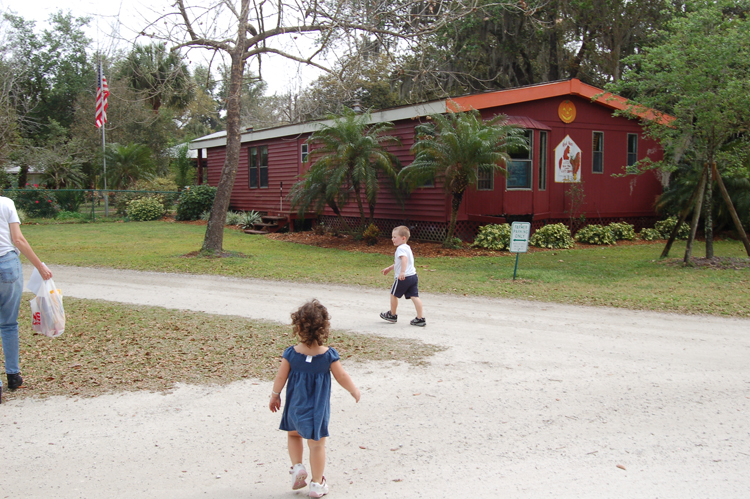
[
  {"x1": 530, "y1": 223, "x2": 574, "y2": 249},
  {"x1": 472, "y1": 223, "x2": 511, "y2": 251},
  {"x1": 176, "y1": 185, "x2": 217, "y2": 221},
  {"x1": 127, "y1": 197, "x2": 165, "y2": 221}
]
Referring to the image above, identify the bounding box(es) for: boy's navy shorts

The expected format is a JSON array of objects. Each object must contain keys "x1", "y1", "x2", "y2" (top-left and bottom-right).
[{"x1": 391, "y1": 274, "x2": 419, "y2": 299}]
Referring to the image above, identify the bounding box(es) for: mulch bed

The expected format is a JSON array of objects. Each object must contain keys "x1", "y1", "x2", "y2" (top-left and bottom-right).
[
  {"x1": 265, "y1": 231, "x2": 660, "y2": 258},
  {"x1": 168, "y1": 217, "x2": 748, "y2": 268}
]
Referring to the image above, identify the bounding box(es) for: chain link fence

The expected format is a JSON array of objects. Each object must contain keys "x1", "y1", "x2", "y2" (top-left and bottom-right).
[{"x1": 0, "y1": 188, "x2": 181, "y2": 222}]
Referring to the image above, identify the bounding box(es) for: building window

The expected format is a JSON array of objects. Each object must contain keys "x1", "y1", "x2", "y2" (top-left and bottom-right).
[
  {"x1": 593, "y1": 131, "x2": 604, "y2": 174},
  {"x1": 477, "y1": 167, "x2": 493, "y2": 190},
  {"x1": 538, "y1": 131, "x2": 547, "y2": 191},
  {"x1": 249, "y1": 145, "x2": 268, "y2": 188},
  {"x1": 507, "y1": 129, "x2": 533, "y2": 189},
  {"x1": 627, "y1": 133, "x2": 638, "y2": 168},
  {"x1": 300, "y1": 143, "x2": 308, "y2": 163}
]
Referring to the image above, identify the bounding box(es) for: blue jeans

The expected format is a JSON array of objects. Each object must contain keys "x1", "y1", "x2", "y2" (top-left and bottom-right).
[{"x1": 0, "y1": 251, "x2": 23, "y2": 388}]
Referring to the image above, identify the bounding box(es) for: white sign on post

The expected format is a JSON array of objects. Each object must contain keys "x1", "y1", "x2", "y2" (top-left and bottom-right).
[{"x1": 510, "y1": 222, "x2": 531, "y2": 253}]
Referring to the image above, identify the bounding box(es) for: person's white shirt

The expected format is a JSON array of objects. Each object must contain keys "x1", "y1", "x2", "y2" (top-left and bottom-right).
[
  {"x1": 394, "y1": 243, "x2": 417, "y2": 277},
  {"x1": 0, "y1": 197, "x2": 21, "y2": 256}
]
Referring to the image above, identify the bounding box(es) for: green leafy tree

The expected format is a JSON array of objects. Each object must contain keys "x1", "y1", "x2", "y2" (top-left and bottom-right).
[
  {"x1": 400, "y1": 107, "x2": 525, "y2": 246},
  {"x1": 104, "y1": 143, "x2": 156, "y2": 189},
  {"x1": 4, "y1": 11, "x2": 94, "y2": 137},
  {"x1": 300, "y1": 108, "x2": 400, "y2": 228},
  {"x1": 609, "y1": 0, "x2": 750, "y2": 259},
  {"x1": 171, "y1": 144, "x2": 195, "y2": 190}
]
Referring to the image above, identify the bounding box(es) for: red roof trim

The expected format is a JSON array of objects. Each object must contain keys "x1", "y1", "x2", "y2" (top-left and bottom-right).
[{"x1": 449, "y1": 79, "x2": 672, "y2": 125}]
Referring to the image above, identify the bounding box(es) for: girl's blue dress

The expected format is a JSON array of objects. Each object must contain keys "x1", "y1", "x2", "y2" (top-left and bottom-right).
[{"x1": 279, "y1": 346, "x2": 340, "y2": 441}]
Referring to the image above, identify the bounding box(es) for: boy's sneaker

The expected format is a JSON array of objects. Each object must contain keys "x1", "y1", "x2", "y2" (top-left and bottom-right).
[
  {"x1": 309, "y1": 477, "x2": 328, "y2": 497},
  {"x1": 410, "y1": 317, "x2": 426, "y2": 327},
  {"x1": 290, "y1": 463, "x2": 308, "y2": 490},
  {"x1": 380, "y1": 311, "x2": 397, "y2": 323}
]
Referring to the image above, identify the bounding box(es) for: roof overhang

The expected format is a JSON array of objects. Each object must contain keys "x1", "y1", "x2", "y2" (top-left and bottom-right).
[
  {"x1": 449, "y1": 79, "x2": 672, "y2": 125},
  {"x1": 190, "y1": 79, "x2": 671, "y2": 150}
]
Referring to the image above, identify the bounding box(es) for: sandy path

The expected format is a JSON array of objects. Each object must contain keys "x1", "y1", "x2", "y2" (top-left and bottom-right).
[{"x1": 2, "y1": 265, "x2": 749, "y2": 498}]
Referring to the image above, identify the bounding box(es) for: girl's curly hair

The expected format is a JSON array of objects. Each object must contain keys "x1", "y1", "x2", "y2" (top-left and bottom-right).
[{"x1": 291, "y1": 299, "x2": 330, "y2": 346}]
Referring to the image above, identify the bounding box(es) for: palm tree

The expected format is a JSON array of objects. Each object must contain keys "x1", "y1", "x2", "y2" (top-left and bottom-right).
[
  {"x1": 298, "y1": 108, "x2": 400, "y2": 228},
  {"x1": 104, "y1": 143, "x2": 155, "y2": 189},
  {"x1": 400, "y1": 107, "x2": 526, "y2": 247},
  {"x1": 121, "y1": 43, "x2": 195, "y2": 113},
  {"x1": 288, "y1": 162, "x2": 352, "y2": 231}
]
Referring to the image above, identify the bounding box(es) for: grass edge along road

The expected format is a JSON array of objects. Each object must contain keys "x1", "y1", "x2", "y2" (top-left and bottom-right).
[
  {"x1": 7, "y1": 295, "x2": 443, "y2": 402},
  {"x1": 21, "y1": 221, "x2": 750, "y2": 318}
]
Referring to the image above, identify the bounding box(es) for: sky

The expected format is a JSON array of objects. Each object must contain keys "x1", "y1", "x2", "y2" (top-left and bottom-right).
[{"x1": 0, "y1": 0, "x2": 324, "y2": 96}]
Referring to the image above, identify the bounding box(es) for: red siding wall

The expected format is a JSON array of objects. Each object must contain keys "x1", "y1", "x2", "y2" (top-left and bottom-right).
[{"x1": 204, "y1": 94, "x2": 663, "y2": 226}]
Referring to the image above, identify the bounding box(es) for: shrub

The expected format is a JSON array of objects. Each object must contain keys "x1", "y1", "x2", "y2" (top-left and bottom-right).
[
  {"x1": 199, "y1": 210, "x2": 211, "y2": 221},
  {"x1": 116, "y1": 178, "x2": 179, "y2": 216},
  {"x1": 225, "y1": 211, "x2": 245, "y2": 225},
  {"x1": 608, "y1": 222, "x2": 636, "y2": 241},
  {"x1": 127, "y1": 197, "x2": 165, "y2": 221},
  {"x1": 639, "y1": 227, "x2": 662, "y2": 241},
  {"x1": 472, "y1": 223, "x2": 511, "y2": 251},
  {"x1": 55, "y1": 190, "x2": 86, "y2": 212},
  {"x1": 362, "y1": 223, "x2": 380, "y2": 246},
  {"x1": 575, "y1": 224, "x2": 617, "y2": 245},
  {"x1": 176, "y1": 185, "x2": 217, "y2": 221},
  {"x1": 443, "y1": 236, "x2": 463, "y2": 249},
  {"x1": 654, "y1": 216, "x2": 690, "y2": 239},
  {"x1": 16, "y1": 209, "x2": 26, "y2": 223},
  {"x1": 13, "y1": 186, "x2": 59, "y2": 218},
  {"x1": 529, "y1": 223, "x2": 574, "y2": 249},
  {"x1": 240, "y1": 210, "x2": 262, "y2": 229}
]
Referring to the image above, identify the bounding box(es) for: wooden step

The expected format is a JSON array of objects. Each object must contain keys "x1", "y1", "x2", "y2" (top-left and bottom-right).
[
  {"x1": 253, "y1": 222, "x2": 279, "y2": 228},
  {"x1": 244, "y1": 229, "x2": 269, "y2": 235},
  {"x1": 261, "y1": 215, "x2": 288, "y2": 222}
]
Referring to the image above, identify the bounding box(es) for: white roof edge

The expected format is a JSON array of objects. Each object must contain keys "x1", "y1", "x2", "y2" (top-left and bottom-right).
[{"x1": 189, "y1": 100, "x2": 446, "y2": 150}]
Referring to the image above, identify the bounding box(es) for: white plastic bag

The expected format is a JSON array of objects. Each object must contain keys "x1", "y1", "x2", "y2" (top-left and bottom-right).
[{"x1": 29, "y1": 277, "x2": 65, "y2": 338}]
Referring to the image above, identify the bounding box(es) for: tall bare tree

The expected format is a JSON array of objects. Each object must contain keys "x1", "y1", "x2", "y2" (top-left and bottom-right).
[{"x1": 143, "y1": 0, "x2": 483, "y2": 254}]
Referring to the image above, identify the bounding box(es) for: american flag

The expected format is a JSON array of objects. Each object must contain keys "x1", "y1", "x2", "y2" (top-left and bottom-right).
[{"x1": 95, "y1": 63, "x2": 109, "y2": 128}]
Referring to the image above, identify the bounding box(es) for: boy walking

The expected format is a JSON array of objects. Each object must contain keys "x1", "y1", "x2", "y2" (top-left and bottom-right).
[{"x1": 380, "y1": 226, "x2": 425, "y2": 326}]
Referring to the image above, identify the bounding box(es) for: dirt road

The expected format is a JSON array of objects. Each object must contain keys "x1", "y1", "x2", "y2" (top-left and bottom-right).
[{"x1": 3, "y1": 265, "x2": 749, "y2": 498}]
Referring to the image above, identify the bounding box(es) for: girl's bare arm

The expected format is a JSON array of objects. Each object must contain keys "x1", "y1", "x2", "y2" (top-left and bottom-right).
[
  {"x1": 269, "y1": 358, "x2": 291, "y2": 412},
  {"x1": 331, "y1": 360, "x2": 360, "y2": 402}
]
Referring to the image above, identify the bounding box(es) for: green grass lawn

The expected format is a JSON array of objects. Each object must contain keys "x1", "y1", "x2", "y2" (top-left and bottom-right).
[{"x1": 21, "y1": 221, "x2": 750, "y2": 317}]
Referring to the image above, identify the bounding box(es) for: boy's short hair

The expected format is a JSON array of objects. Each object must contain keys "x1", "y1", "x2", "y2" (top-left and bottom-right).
[{"x1": 393, "y1": 225, "x2": 410, "y2": 240}]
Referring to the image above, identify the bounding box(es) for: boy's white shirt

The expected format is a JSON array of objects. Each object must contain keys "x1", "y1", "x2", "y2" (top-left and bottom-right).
[{"x1": 394, "y1": 243, "x2": 417, "y2": 277}]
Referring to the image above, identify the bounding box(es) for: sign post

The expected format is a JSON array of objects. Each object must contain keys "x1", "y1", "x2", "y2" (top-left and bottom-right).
[{"x1": 510, "y1": 222, "x2": 531, "y2": 280}]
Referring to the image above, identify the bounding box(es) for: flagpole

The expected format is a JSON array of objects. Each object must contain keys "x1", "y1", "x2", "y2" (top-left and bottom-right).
[
  {"x1": 98, "y1": 59, "x2": 109, "y2": 217},
  {"x1": 102, "y1": 114, "x2": 108, "y2": 217}
]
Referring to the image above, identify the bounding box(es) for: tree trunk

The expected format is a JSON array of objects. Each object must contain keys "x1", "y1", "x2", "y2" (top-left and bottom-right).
[
  {"x1": 368, "y1": 203, "x2": 375, "y2": 226},
  {"x1": 328, "y1": 201, "x2": 350, "y2": 231},
  {"x1": 202, "y1": 51, "x2": 245, "y2": 254},
  {"x1": 353, "y1": 183, "x2": 367, "y2": 229},
  {"x1": 444, "y1": 190, "x2": 464, "y2": 246},
  {"x1": 712, "y1": 162, "x2": 750, "y2": 256},
  {"x1": 704, "y1": 166, "x2": 714, "y2": 259},
  {"x1": 684, "y1": 164, "x2": 708, "y2": 264},
  {"x1": 662, "y1": 164, "x2": 707, "y2": 258}
]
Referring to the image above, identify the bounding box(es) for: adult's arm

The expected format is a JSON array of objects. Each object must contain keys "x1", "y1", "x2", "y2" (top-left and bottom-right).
[{"x1": 9, "y1": 223, "x2": 52, "y2": 280}]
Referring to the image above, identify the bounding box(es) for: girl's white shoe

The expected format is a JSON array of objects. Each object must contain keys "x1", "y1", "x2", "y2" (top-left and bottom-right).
[
  {"x1": 308, "y1": 477, "x2": 328, "y2": 497},
  {"x1": 290, "y1": 463, "x2": 308, "y2": 490}
]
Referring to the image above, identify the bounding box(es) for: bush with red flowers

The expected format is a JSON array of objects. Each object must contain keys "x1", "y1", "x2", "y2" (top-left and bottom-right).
[{"x1": 13, "y1": 184, "x2": 59, "y2": 218}]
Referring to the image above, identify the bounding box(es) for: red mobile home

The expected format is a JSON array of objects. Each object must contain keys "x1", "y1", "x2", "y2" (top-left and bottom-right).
[{"x1": 190, "y1": 79, "x2": 664, "y2": 241}]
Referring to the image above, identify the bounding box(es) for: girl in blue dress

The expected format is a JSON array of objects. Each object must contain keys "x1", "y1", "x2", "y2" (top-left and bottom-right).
[{"x1": 270, "y1": 299, "x2": 360, "y2": 498}]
